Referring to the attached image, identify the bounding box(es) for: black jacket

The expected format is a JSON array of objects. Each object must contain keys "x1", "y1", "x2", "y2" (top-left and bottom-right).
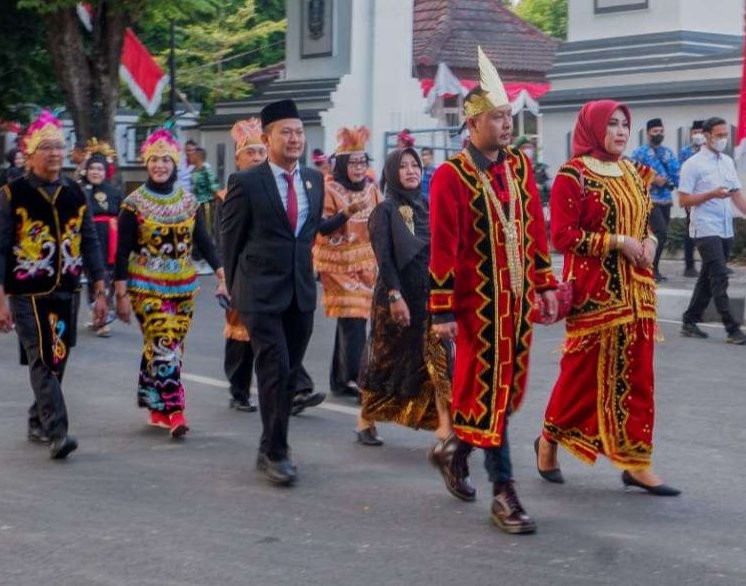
[{"x1": 221, "y1": 160, "x2": 324, "y2": 313}]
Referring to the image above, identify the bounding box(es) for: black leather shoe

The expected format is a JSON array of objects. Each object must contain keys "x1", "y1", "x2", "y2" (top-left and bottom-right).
[
  {"x1": 621, "y1": 471, "x2": 681, "y2": 496},
  {"x1": 28, "y1": 426, "x2": 51, "y2": 444},
  {"x1": 49, "y1": 435, "x2": 78, "y2": 460},
  {"x1": 356, "y1": 426, "x2": 383, "y2": 446},
  {"x1": 491, "y1": 481, "x2": 537, "y2": 534},
  {"x1": 534, "y1": 437, "x2": 564, "y2": 484},
  {"x1": 683, "y1": 267, "x2": 699, "y2": 278},
  {"x1": 428, "y1": 433, "x2": 477, "y2": 502},
  {"x1": 256, "y1": 453, "x2": 297, "y2": 486},
  {"x1": 229, "y1": 397, "x2": 258, "y2": 412},
  {"x1": 726, "y1": 330, "x2": 746, "y2": 345},
  {"x1": 681, "y1": 322, "x2": 708, "y2": 339},
  {"x1": 291, "y1": 391, "x2": 326, "y2": 416}
]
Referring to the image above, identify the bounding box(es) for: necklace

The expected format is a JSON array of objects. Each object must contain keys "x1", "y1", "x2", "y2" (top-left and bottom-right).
[{"x1": 465, "y1": 151, "x2": 523, "y2": 297}]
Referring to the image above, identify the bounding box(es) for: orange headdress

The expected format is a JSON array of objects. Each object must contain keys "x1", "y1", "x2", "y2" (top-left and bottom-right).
[
  {"x1": 335, "y1": 126, "x2": 370, "y2": 155},
  {"x1": 231, "y1": 118, "x2": 263, "y2": 153}
]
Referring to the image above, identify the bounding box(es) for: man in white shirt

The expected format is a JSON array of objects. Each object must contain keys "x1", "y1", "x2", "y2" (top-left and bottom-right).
[{"x1": 679, "y1": 117, "x2": 746, "y2": 345}]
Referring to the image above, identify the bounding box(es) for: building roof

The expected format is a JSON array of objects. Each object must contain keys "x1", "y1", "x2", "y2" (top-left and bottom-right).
[{"x1": 413, "y1": 0, "x2": 560, "y2": 75}]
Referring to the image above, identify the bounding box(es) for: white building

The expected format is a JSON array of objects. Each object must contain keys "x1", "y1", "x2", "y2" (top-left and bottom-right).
[{"x1": 541, "y1": 0, "x2": 744, "y2": 182}]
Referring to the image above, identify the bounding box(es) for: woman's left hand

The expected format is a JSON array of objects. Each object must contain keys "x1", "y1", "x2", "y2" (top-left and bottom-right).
[{"x1": 215, "y1": 280, "x2": 229, "y2": 299}]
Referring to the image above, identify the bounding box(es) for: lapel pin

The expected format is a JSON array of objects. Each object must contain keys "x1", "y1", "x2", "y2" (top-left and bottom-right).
[{"x1": 305, "y1": 180, "x2": 312, "y2": 190}]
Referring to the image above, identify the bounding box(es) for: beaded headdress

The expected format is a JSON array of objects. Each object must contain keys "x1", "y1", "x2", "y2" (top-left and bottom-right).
[
  {"x1": 335, "y1": 126, "x2": 370, "y2": 155},
  {"x1": 24, "y1": 110, "x2": 65, "y2": 155},
  {"x1": 463, "y1": 46, "x2": 510, "y2": 119},
  {"x1": 84, "y1": 138, "x2": 117, "y2": 163},
  {"x1": 140, "y1": 128, "x2": 180, "y2": 164},
  {"x1": 231, "y1": 118, "x2": 263, "y2": 153}
]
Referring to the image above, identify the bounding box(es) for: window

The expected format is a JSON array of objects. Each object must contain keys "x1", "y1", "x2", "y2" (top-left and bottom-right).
[{"x1": 594, "y1": 0, "x2": 649, "y2": 14}]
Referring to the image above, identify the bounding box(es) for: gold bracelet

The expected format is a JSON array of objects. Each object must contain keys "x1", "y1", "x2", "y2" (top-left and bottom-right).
[{"x1": 616, "y1": 235, "x2": 625, "y2": 250}]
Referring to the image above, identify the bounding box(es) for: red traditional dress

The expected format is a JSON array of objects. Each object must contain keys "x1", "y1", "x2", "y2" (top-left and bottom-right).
[
  {"x1": 543, "y1": 155, "x2": 656, "y2": 469},
  {"x1": 429, "y1": 146, "x2": 556, "y2": 448}
]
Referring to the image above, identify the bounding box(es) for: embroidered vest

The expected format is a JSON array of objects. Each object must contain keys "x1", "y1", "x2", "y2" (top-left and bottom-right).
[{"x1": 3, "y1": 177, "x2": 87, "y2": 295}]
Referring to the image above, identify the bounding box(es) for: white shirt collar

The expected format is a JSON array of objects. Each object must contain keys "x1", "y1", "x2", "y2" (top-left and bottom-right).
[{"x1": 269, "y1": 160, "x2": 299, "y2": 178}]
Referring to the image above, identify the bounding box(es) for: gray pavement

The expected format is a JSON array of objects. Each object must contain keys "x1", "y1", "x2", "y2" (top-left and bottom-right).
[{"x1": 1, "y1": 276, "x2": 745, "y2": 586}]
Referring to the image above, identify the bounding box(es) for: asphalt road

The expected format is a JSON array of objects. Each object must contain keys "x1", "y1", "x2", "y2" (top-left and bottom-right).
[{"x1": 0, "y1": 277, "x2": 744, "y2": 586}]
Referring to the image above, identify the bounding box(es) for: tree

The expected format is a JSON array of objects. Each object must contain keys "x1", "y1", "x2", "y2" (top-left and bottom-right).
[
  {"x1": 0, "y1": 3, "x2": 58, "y2": 122},
  {"x1": 512, "y1": 0, "x2": 567, "y2": 40},
  {"x1": 167, "y1": 1, "x2": 285, "y2": 111},
  {"x1": 17, "y1": 0, "x2": 219, "y2": 143}
]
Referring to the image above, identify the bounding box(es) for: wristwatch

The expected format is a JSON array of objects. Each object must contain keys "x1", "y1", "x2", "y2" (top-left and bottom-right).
[{"x1": 388, "y1": 291, "x2": 402, "y2": 303}]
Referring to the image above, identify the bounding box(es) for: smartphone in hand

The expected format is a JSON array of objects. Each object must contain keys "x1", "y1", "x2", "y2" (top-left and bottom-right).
[{"x1": 216, "y1": 293, "x2": 231, "y2": 310}]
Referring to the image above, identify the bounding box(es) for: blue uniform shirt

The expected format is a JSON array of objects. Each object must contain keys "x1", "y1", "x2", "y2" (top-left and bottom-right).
[{"x1": 630, "y1": 144, "x2": 680, "y2": 204}]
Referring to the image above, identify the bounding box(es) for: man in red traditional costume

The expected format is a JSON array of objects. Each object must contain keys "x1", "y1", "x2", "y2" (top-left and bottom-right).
[{"x1": 428, "y1": 48, "x2": 558, "y2": 534}]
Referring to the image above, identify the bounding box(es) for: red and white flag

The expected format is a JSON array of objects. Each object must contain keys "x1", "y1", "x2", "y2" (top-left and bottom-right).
[
  {"x1": 77, "y1": 4, "x2": 168, "y2": 116},
  {"x1": 735, "y1": 6, "x2": 746, "y2": 169}
]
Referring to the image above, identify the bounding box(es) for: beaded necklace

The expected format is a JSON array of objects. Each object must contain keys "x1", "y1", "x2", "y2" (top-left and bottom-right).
[{"x1": 465, "y1": 150, "x2": 524, "y2": 297}]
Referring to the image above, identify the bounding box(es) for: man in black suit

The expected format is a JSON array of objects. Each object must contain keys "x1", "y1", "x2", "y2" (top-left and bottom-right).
[{"x1": 222, "y1": 99, "x2": 324, "y2": 485}]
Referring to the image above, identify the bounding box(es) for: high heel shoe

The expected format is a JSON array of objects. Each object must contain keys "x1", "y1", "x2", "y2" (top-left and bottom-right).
[
  {"x1": 534, "y1": 437, "x2": 564, "y2": 484},
  {"x1": 621, "y1": 470, "x2": 681, "y2": 496}
]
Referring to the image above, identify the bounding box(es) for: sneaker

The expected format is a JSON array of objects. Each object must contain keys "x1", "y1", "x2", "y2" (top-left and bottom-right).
[
  {"x1": 229, "y1": 397, "x2": 258, "y2": 412},
  {"x1": 96, "y1": 325, "x2": 112, "y2": 338},
  {"x1": 49, "y1": 435, "x2": 78, "y2": 460},
  {"x1": 291, "y1": 391, "x2": 326, "y2": 416},
  {"x1": 726, "y1": 330, "x2": 746, "y2": 345},
  {"x1": 654, "y1": 271, "x2": 667, "y2": 283},
  {"x1": 681, "y1": 322, "x2": 709, "y2": 339},
  {"x1": 169, "y1": 411, "x2": 190, "y2": 438},
  {"x1": 683, "y1": 267, "x2": 699, "y2": 278},
  {"x1": 148, "y1": 410, "x2": 171, "y2": 429}
]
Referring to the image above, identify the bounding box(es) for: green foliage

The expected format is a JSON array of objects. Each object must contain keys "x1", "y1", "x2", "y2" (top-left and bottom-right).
[
  {"x1": 137, "y1": 0, "x2": 286, "y2": 115},
  {"x1": 512, "y1": 0, "x2": 568, "y2": 40},
  {"x1": 666, "y1": 216, "x2": 687, "y2": 255},
  {"x1": 0, "y1": 2, "x2": 60, "y2": 121}
]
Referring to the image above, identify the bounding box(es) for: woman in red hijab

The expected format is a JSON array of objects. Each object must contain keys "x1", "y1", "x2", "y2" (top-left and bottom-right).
[{"x1": 534, "y1": 100, "x2": 680, "y2": 496}]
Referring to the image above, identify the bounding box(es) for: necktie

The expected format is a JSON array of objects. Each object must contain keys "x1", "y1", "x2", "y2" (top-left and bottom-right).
[{"x1": 283, "y1": 172, "x2": 298, "y2": 232}]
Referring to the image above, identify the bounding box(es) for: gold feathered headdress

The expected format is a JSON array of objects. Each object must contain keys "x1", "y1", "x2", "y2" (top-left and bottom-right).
[
  {"x1": 463, "y1": 46, "x2": 510, "y2": 118},
  {"x1": 231, "y1": 118, "x2": 263, "y2": 153},
  {"x1": 84, "y1": 138, "x2": 117, "y2": 161},
  {"x1": 335, "y1": 126, "x2": 370, "y2": 155}
]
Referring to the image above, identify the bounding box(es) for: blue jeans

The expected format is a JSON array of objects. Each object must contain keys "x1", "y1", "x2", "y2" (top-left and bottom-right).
[{"x1": 483, "y1": 421, "x2": 513, "y2": 483}]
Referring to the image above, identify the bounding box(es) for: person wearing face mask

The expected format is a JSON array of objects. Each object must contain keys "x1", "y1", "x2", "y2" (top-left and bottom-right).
[
  {"x1": 678, "y1": 120, "x2": 706, "y2": 278},
  {"x1": 114, "y1": 129, "x2": 224, "y2": 438},
  {"x1": 313, "y1": 126, "x2": 382, "y2": 404},
  {"x1": 679, "y1": 117, "x2": 746, "y2": 345},
  {"x1": 631, "y1": 118, "x2": 680, "y2": 282}
]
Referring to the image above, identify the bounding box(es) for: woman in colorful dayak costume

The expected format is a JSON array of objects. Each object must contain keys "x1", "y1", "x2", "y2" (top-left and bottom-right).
[
  {"x1": 114, "y1": 129, "x2": 224, "y2": 439},
  {"x1": 428, "y1": 48, "x2": 558, "y2": 534},
  {"x1": 535, "y1": 100, "x2": 680, "y2": 497},
  {"x1": 79, "y1": 139, "x2": 122, "y2": 337},
  {"x1": 357, "y1": 149, "x2": 456, "y2": 469},
  {"x1": 313, "y1": 126, "x2": 382, "y2": 401}
]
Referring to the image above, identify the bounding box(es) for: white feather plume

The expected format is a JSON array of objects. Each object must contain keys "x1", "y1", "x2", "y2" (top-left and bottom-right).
[{"x1": 478, "y1": 46, "x2": 509, "y2": 108}]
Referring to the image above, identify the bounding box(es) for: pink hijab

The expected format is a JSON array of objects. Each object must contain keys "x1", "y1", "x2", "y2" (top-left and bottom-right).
[{"x1": 571, "y1": 100, "x2": 631, "y2": 162}]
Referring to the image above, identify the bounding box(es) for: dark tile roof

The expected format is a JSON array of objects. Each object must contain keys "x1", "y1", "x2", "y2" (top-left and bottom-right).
[{"x1": 413, "y1": 0, "x2": 560, "y2": 75}]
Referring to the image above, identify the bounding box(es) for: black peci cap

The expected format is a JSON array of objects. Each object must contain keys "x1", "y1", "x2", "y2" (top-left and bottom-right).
[
  {"x1": 260, "y1": 99, "x2": 300, "y2": 128},
  {"x1": 646, "y1": 118, "x2": 663, "y2": 131}
]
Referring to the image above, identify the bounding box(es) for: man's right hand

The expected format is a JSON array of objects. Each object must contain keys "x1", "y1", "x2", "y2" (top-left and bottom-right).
[
  {"x1": 711, "y1": 186, "x2": 732, "y2": 199},
  {"x1": 0, "y1": 296, "x2": 14, "y2": 334},
  {"x1": 432, "y1": 321, "x2": 458, "y2": 341}
]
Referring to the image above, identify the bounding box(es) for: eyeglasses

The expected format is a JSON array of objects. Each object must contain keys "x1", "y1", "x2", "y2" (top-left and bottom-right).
[
  {"x1": 37, "y1": 143, "x2": 65, "y2": 152},
  {"x1": 348, "y1": 160, "x2": 368, "y2": 169}
]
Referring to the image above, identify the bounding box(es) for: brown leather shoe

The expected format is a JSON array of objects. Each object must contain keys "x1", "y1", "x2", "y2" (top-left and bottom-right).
[
  {"x1": 428, "y1": 433, "x2": 476, "y2": 502},
  {"x1": 490, "y1": 481, "x2": 537, "y2": 534}
]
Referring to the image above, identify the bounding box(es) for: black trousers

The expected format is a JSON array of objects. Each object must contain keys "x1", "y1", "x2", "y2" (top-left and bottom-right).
[
  {"x1": 10, "y1": 294, "x2": 75, "y2": 441},
  {"x1": 683, "y1": 236, "x2": 739, "y2": 334},
  {"x1": 330, "y1": 317, "x2": 366, "y2": 394},
  {"x1": 683, "y1": 211, "x2": 696, "y2": 271},
  {"x1": 243, "y1": 301, "x2": 314, "y2": 461},
  {"x1": 223, "y1": 338, "x2": 314, "y2": 400},
  {"x1": 649, "y1": 203, "x2": 671, "y2": 274}
]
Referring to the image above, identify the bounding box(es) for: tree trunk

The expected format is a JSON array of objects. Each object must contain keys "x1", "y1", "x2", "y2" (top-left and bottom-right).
[
  {"x1": 45, "y1": 8, "x2": 92, "y2": 142},
  {"x1": 45, "y1": 2, "x2": 129, "y2": 144}
]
